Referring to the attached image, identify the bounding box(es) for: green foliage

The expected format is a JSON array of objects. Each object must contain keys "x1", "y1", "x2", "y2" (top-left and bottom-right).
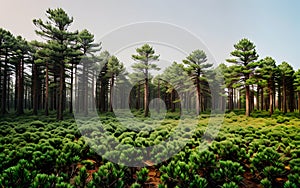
[
  {"x1": 87, "y1": 162, "x2": 125, "y2": 188},
  {"x1": 130, "y1": 182, "x2": 142, "y2": 188},
  {"x1": 221, "y1": 182, "x2": 239, "y2": 188},
  {"x1": 251, "y1": 147, "x2": 284, "y2": 172},
  {"x1": 1, "y1": 111, "x2": 300, "y2": 187},
  {"x1": 210, "y1": 160, "x2": 245, "y2": 185},
  {"x1": 188, "y1": 149, "x2": 216, "y2": 177},
  {"x1": 75, "y1": 167, "x2": 88, "y2": 188},
  {"x1": 261, "y1": 178, "x2": 272, "y2": 188},
  {"x1": 276, "y1": 115, "x2": 290, "y2": 124},
  {"x1": 0, "y1": 159, "x2": 35, "y2": 187},
  {"x1": 136, "y1": 167, "x2": 149, "y2": 185}
]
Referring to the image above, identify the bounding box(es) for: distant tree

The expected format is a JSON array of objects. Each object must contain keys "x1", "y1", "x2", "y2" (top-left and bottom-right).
[
  {"x1": 0, "y1": 28, "x2": 16, "y2": 115},
  {"x1": 226, "y1": 38, "x2": 259, "y2": 116},
  {"x1": 278, "y1": 62, "x2": 294, "y2": 114},
  {"x1": 77, "y1": 29, "x2": 101, "y2": 116},
  {"x1": 294, "y1": 69, "x2": 300, "y2": 114},
  {"x1": 107, "y1": 55, "x2": 125, "y2": 112},
  {"x1": 183, "y1": 49, "x2": 212, "y2": 114},
  {"x1": 216, "y1": 63, "x2": 233, "y2": 111},
  {"x1": 13, "y1": 36, "x2": 32, "y2": 115},
  {"x1": 256, "y1": 57, "x2": 277, "y2": 115},
  {"x1": 95, "y1": 51, "x2": 110, "y2": 112},
  {"x1": 160, "y1": 62, "x2": 188, "y2": 112},
  {"x1": 132, "y1": 44, "x2": 160, "y2": 117}
]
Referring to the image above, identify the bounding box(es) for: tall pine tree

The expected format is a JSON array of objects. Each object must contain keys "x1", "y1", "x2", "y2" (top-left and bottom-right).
[
  {"x1": 132, "y1": 44, "x2": 160, "y2": 117},
  {"x1": 226, "y1": 38, "x2": 259, "y2": 116}
]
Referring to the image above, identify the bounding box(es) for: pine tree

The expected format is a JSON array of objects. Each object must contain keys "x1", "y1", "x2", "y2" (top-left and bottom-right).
[
  {"x1": 226, "y1": 38, "x2": 259, "y2": 116},
  {"x1": 278, "y1": 62, "x2": 294, "y2": 113},
  {"x1": 0, "y1": 28, "x2": 16, "y2": 115},
  {"x1": 294, "y1": 69, "x2": 300, "y2": 113},
  {"x1": 132, "y1": 44, "x2": 160, "y2": 117},
  {"x1": 160, "y1": 62, "x2": 190, "y2": 112},
  {"x1": 77, "y1": 29, "x2": 101, "y2": 115},
  {"x1": 183, "y1": 49, "x2": 212, "y2": 114},
  {"x1": 256, "y1": 57, "x2": 277, "y2": 115},
  {"x1": 107, "y1": 55, "x2": 125, "y2": 112},
  {"x1": 13, "y1": 36, "x2": 32, "y2": 115},
  {"x1": 33, "y1": 8, "x2": 78, "y2": 120}
]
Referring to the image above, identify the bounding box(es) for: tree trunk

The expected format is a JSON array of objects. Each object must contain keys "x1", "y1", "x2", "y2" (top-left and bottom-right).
[
  {"x1": 7, "y1": 75, "x2": 10, "y2": 112},
  {"x1": 260, "y1": 87, "x2": 264, "y2": 111},
  {"x1": 137, "y1": 82, "x2": 141, "y2": 110},
  {"x1": 109, "y1": 75, "x2": 114, "y2": 112},
  {"x1": 298, "y1": 92, "x2": 300, "y2": 114},
  {"x1": 238, "y1": 89, "x2": 241, "y2": 110},
  {"x1": 171, "y1": 89, "x2": 175, "y2": 112},
  {"x1": 245, "y1": 85, "x2": 251, "y2": 116},
  {"x1": 157, "y1": 79, "x2": 160, "y2": 113},
  {"x1": 269, "y1": 81, "x2": 273, "y2": 115},
  {"x1": 57, "y1": 65, "x2": 64, "y2": 120},
  {"x1": 278, "y1": 84, "x2": 281, "y2": 110},
  {"x1": 32, "y1": 63, "x2": 38, "y2": 115},
  {"x1": 84, "y1": 64, "x2": 88, "y2": 116},
  {"x1": 91, "y1": 70, "x2": 95, "y2": 110},
  {"x1": 283, "y1": 77, "x2": 287, "y2": 114},
  {"x1": 17, "y1": 57, "x2": 24, "y2": 114},
  {"x1": 15, "y1": 64, "x2": 19, "y2": 111},
  {"x1": 1, "y1": 52, "x2": 8, "y2": 115},
  {"x1": 69, "y1": 63, "x2": 74, "y2": 114},
  {"x1": 256, "y1": 86, "x2": 260, "y2": 111},
  {"x1": 45, "y1": 62, "x2": 49, "y2": 116},
  {"x1": 144, "y1": 78, "x2": 149, "y2": 117},
  {"x1": 289, "y1": 85, "x2": 295, "y2": 112},
  {"x1": 196, "y1": 76, "x2": 201, "y2": 115}
]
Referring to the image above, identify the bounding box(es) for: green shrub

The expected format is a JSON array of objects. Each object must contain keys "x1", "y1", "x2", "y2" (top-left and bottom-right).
[
  {"x1": 221, "y1": 182, "x2": 239, "y2": 188},
  {"x1": 136, "y1": 167, "x2": 149, "y2": 185},
  {"x1": 189, "y1": 150, "x2": 216, "y2": 178},
  {"x1": 75, "y1": 167, "x2": 88, "y2": 188},
  {"x1": 276, "y1": 116, "x2": 289, "y2": 124},
  {"x1": 130, "y1": 182, "x2": 142, "y2": 188},
  {"x1": 261, "y1": 178, "x2": 272, "y2": 188},
  {"x1": 87, "y1": 162, "x2": 125, "y2": 188},
  {"x1": 284, "y1": 173, "x2": 300, "y2": 188},
  {"x1": 210, "y1": 160, "x2": 245, "y2": 186},
  {"x1": 30, "y1": 120, "x2": 45, "y2": 128}
]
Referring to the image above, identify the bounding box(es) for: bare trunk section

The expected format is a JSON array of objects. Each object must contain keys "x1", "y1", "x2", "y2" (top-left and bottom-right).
[
  {"x1": 109, "y1": 75, "x2": 114, "y2": 112},
  {"x1": 45, "y1": 62, "x2": 49, "y2": 116}
]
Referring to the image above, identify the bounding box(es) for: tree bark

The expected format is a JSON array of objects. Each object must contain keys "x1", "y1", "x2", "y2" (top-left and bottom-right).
[
  {"x1": 298, "y1": 92, "x2": 300, "y2": 114},
  {"x1": 144, "y1": 77, "x2": 149, "y2": 117},
  {"x1": 196, "y1": 76, "x2": 201, "y2": 115},
  {"x1": 1, "y1": 52, "x2": 8, "y2": 115},
  {"x1": 283, "y1": 77, "x2": 287, "y2": 114},
  {"x1": 57, "y1": 65, "x2": 64, "y2": 120},
  {"x1": 269, "y1": 81, "x2": 273, "y2": 115},
  {"x1": 69, "y1": 63, "x2": 74, "y2": 114},
  {"x1": 157, "y1": 79, "x2": 160, "y2": 113},
  {"x1": 256, "y1": 86, "x2": 260, "y2": 111},
  {"x1": 245, "y1": 85, "x2": 251, "y2": 116},
  {"x1": 109, "y1": 75, "x2": 114, "y2": 112},
  {"x1": 17, "y1": 57, "x2": 24, "y2": 114},
  {"x1": 45, "y1": 62, "x2": 49, "y2": 116}
]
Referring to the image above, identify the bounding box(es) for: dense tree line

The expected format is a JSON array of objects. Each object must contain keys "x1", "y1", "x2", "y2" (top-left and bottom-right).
[
  {"x1": 1, "y1": 8, "x2": 300, "y2": 120},
  {"x1": 222, "y1": 38, "x2": 300, "y2": 116}
]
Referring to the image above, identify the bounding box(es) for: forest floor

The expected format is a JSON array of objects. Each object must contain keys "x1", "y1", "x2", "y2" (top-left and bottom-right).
[{"x1": 0, "y1": 110, "x2": 300, "y2": 187}]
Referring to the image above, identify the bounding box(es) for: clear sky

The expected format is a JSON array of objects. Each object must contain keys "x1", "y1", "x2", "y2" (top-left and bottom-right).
[{"x1": 1, "y1": 0, "x2": 300, "y2": 70}]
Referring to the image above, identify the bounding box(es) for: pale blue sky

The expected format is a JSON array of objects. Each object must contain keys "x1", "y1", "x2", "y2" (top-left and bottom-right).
[{"x1": 1, "y1": 0, "x2": 300, "y2": 69}]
